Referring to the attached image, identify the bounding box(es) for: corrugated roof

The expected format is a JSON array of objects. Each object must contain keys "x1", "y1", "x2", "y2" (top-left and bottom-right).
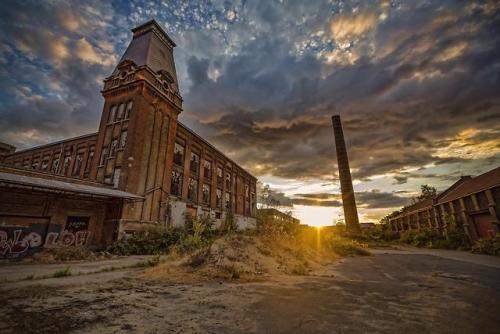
[
  {"x1": 0, "y1": 171, "x2": 143, "y2": 200},
  {"x1": 437, "y1": 166, "x2": 500, "y2": 203}
]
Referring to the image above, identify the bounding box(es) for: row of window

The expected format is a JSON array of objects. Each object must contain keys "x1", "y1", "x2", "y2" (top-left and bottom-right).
[
  {"x1": 108, "y1": 101, "x2": 133, "y2": 123},
  {"x1": 15, "y1": 146, "x2": 95, "y2": 178},
  {"x1": 173, "y1": 143, "x2": 247, "y2": 192},
  {"x1": 171, "y1": 169, "x2": 255, "y2": 210}
]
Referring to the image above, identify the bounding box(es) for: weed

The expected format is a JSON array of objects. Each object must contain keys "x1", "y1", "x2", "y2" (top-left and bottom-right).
[{"x1": 53, "y1": 266, "x2": 71, "y2": 278}]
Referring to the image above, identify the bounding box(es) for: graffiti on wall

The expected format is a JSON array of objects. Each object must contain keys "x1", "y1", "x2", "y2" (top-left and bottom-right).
[{"x1": 0, "y1": 216, "x2": 91, "y2": 259}]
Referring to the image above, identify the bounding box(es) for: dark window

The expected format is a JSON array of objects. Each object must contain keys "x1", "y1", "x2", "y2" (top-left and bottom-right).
[
  {"x1": 120, "y1": 131, "x2": 127, "y2": 148},
  {"x1": 108, "y1": 105, "x2": 117, "y2": 123},
  {"x1": 188, "y1": 178, "x2": 198, "y2": 202},
  {"x1": 217, "y1": 167, "x2": 223, "y2": 187},
  {"x1": 125, "y1": 100, "x2": 133, "y2": 119},
  {"x1": 173, "y1": 143, "x2": 184, "y2": 166},
  {"x1": 99, "y1": 147, "x2": 108, "y2": 166},
  {"x1": 171, "y1": 170, "x2": 183, "y2": 196},
  {"x1": 203, "y1": 160, "x2": 211, "y2": 179},
  {"x1": 116, "y1": 103, "x2": 125, "y2": 121},
  {"x1": 85, "y1": 147, "x2": 95, "y2": 174},
  {"x1": 203, "y1": 184, "x2": 210, "y2": 205},
  {"x1": 73, "y1": 154, "x2": 84, "y2": 176},
  {"x1": 190, "y1": 152, "x2": 199, "y2": 173},
  {"x1": 110, "y1": 138, "x2": 118, "y2": 157},
  {"x1": 216, "y1": 189, "x2": 222, "y2": 207}
]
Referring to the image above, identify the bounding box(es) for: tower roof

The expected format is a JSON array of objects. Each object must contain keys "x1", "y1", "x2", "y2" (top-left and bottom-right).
[{"x1": 113, "y1": 19, "x2": 179, "y2": 92}]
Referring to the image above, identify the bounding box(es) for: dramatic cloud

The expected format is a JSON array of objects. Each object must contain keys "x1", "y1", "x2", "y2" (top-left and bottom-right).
[{"x1": 1, "y1": 0, "x2": 499, "y2": 224}]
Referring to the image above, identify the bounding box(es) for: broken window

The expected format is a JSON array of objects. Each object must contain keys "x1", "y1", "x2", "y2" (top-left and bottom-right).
[
  {"x1": 225, "y1": 172, "x2": 231, "y2": 189},
  {"x1": 99, "y1": 147, "x2": 108, "y2": 166},
  {"x1": 190, "y1": 152, "x2": 199, "y2": 174},
  {"x1": 173, "y1": 143, "x2": 184, "y2": 166},
  {"x1": 41, "y1": 156, "x2": 50, "y2": 171},
  {"x1": 52, "y1": 155, "x2": 60, "y2": 173},
  {"x1": 108, "y1": 105, "x2": 117, "y2": 123},
  {"x1": 62, "y1": 155, "x2": 71, "y2": 175},
  {"x1": 188, "y1": 177, "x2": 198, "y2": 202},
  {"x1": 125, "y1": 100, "x2": 133, "y2": 119},
  {"x1": 225, "y1": 192, "x2": 231, "y2": 210},
  {"x1": 217, "y1": 167, "x2": 223, "y2": 187},
  {"x1": 202, "y1": 184, "x2": 210, "y2": 205},
  {"x1": 85, "y1": 147, "x2": 95, "y2": 174},
  {"x1": 112, "y1": 168, "x2": 121, "y2": 188},
  {"x1": 216, "y1": 189, "x2": 222, "y2": 208},
  {"x1": 110, "y1": 138, "x2": 118, "y2": 157},
  {"x1": 171, "y1": 170, "x2": 183, "y2": 196},
  {"x1": 116, "y1": 103, "x2": 125, "y2": 121},
  {"x1": 120, "y1": 130, "x2": 127, "y2": 148},
  {"x1": 73, "y1": 154, "x2": 84, "y2": 176},
  {"x1": 203, "y1": 160, "x2": 211, "y2": 179}
]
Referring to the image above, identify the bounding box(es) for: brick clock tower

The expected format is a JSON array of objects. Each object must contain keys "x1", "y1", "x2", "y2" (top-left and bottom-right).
[{"x1": 90, "y1": 20, "x2": 183, "y2": 229}]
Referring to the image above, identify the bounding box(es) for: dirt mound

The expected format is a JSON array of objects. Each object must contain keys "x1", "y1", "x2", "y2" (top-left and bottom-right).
[{"x1": 142, "y1": 234, "x2": 339, "y2": 282}]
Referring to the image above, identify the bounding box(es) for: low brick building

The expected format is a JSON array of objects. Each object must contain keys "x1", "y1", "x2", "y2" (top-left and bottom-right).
[
  {"x1": 0, "y1": 20, "x2": 256, "y2": 258},
  {"x1": 387, "y1": 167, "x2": 500, "y2": 241}
]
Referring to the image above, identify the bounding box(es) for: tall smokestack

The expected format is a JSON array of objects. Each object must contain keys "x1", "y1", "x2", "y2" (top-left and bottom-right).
[{"x1": 331, "y1": 115, "x2": 360, "y2": 233}]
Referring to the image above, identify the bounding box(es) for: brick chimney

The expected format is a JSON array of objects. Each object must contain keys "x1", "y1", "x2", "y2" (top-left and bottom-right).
[{"x1": 331, "y1": 115, "x2": 360, "y2": 233}]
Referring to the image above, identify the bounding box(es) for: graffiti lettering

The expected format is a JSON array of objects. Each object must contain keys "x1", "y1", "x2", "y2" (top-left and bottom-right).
[{"x1": 0, "y1": 225, "x2": 91, "y2": 259}]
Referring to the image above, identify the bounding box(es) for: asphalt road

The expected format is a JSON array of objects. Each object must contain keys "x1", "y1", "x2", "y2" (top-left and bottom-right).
[{"x1": 248, "y1": 249, "x2": 500, "y2": 334}]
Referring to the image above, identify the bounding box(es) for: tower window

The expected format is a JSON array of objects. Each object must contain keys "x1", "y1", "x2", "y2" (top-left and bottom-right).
[
  {"x1": 112, "y1": 168, "x2": 121, "y2": 188},
  {"x1": 125, "y1": 101, "x2": 133, "y2": 119},
  {"x1": 116, "y1": 103, "x2": 125, "y2": 121},
  {"x1": 108, "y1": 105, "x2": 117, "y2": 123},
  {"x1": 120, "y1": 130, "x2": 128, "y2": 148},
  {"x1": 99, "y1": 147, "x2": 108, "y2": 166}
]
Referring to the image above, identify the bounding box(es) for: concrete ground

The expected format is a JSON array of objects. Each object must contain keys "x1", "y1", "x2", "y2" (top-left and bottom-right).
[
  {"x1": 0, "y1": 248, "x2": 499, "y2": 333},
  {"x1": 0, "y1": 255, "x2": 154, "y2": 283}
]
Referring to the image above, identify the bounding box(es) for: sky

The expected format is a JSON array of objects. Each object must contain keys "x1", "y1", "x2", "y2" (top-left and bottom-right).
[{"x1": 0, "y1": 0, "x2": 499, "y2": 226}]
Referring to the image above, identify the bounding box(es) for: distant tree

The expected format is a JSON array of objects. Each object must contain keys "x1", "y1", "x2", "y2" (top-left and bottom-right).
[{"x1": 412, "y1": 184, "x2": 437, "y2": 204}]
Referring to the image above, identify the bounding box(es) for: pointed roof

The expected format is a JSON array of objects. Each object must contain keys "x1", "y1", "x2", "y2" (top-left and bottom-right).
[{"x1": 113, "y1": 20, "x2": 179, "y2": 92}]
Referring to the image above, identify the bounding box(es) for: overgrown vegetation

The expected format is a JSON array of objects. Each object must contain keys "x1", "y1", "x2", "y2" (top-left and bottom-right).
[
  {"x1": 108, "y1": 214, "x2": 224, "y2": 256},
  {"x1": 471, "y1": 235, "x2": 500, "y2": 256}
]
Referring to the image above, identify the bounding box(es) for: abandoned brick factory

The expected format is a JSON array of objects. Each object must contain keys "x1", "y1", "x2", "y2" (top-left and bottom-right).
[
  {"x1": 0, "y1": 20, "x2": 257, "y2": 259},
  {"x1": 386, "y1": 166, "x2": 500, "y2": 241}
]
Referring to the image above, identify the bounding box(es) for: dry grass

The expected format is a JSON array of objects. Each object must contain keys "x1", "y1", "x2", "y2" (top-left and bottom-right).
[{"x1": 140, "y1": 227, "x2": 369, "y2": 283}]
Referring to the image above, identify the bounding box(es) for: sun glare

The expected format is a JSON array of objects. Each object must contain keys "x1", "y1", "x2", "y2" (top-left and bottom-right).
[{"x1": 292, "y1": 205, "x2": 342, "y2": 227}]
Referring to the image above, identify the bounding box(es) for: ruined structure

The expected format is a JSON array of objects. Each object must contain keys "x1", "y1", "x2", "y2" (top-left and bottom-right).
[
  {"x1": 331, "y1": 115, "x2": 360, "y2": 233},
  {"x1": 0, "y1": 20, "x2": 257, "y2": 259},
  {"x1": 387, "y1": 167, "x2": 500, "y2": 241}
]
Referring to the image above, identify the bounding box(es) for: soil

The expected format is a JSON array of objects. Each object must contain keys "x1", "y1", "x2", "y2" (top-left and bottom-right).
[{"x1": 0, "y1": 247, "x2": 499, "y2": 333}]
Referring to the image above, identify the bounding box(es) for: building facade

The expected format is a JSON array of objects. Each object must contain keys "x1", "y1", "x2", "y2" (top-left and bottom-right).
[
  {"x1": 386, "y1": 167, "x2": 500, "y2": 241},
  {"x1": 0, "y1": 20, "x2": 256, "y2": 258}
]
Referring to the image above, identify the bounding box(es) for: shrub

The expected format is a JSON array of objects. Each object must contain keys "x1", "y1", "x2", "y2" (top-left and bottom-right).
[
  {"x1": 471, "y1": 235, "x2": 500, "y2": 256},
  {"x1": 108, "y1": 216, "x2": 217, "y2": 256},
  {"x1": 326, "y1": 235, "x2": 370, "y2": 256},
  {"x1": 108, "y1": 226, "x2": 182, "y2": 256}
]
